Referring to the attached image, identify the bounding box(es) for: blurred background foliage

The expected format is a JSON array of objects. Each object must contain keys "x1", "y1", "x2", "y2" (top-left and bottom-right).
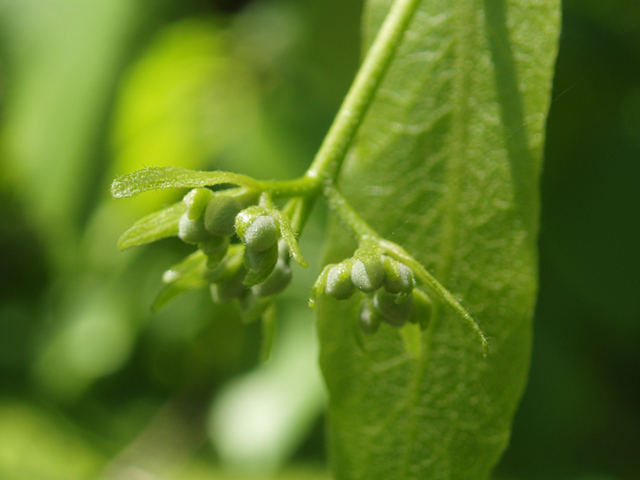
[{"x1": 0, "y1": 0, "x2": 637, "y2": 479}]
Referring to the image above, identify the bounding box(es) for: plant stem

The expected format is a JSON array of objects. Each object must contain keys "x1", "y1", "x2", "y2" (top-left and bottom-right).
[
  {"x1": 306, "y1": 0, "x2": 422, "y2": 184},
  {"x1": 324, "y1": 186, "x2": 378, "y2": 241}
]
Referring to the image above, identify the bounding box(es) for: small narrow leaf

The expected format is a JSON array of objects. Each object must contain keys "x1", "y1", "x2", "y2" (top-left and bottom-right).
[
  {"x1": 270, "y1": 209, "x2": 308, "y2": 268},
  {"x1": 309, "y1": 264, "x2": 333, "y2": 309},
  {"x1": 152, "y1": 251, "x2": 208, "y2": 311},
  {"x1": 318, "y1": 0, "x2": 561, "y2": 479},
  {"x1": 111, "y1": 166, "x2": 261, "y2": 198},
  {"x1": 117, "y1": 201, "x2": 186, "y2": 250}
]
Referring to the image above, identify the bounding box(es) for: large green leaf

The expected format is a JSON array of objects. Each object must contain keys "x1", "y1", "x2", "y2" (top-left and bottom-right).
[{"x1": 317, "y1": 1, "x2": 560, "y2": 479}]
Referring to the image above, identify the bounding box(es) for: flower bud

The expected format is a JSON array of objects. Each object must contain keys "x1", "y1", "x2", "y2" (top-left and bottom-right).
[
  {"x1": 253, "y1": 260, "x2": 291, "y2": 298},
  {"x1": 178, "y1": 213, "x2": 210, "y2": 244},
  {"x1": 359, "y1": 297, "x2": 381, "y2": 334},
  {"x1": 183, "y1": 188, "x2": 214, "y2": 220},
  {"x1": 203, "y1": 246, "x2": 244, "y2": 284},
  {"x1": 382, "y1": 256, "x2": 414, "y2": 294},
  {"x1": 408, "y1": 289, "x2": 432, "y2": 330},
  {"x1": 325, "y1": 260, "x2": 356, "y2": 300},
  {"x1": 373, "y1": 290, "x2": 413, "y2": 327},
  {"x1": 238, "y1": 212, "x2": 278, "y2": 252},
  {"x1": 244, "y1": 241, "x2": 278, "y2": 275},
  {"x1": 252, "y1": 241, "x2": 292, "y2": 297},
  {"x1": 351, "y1": 249, "x2": 385, "y2": 293},
  {"x1": 204, "y1": 193, "x2": 244, "y2": 237},
  {"x1": 200, "y1": 235, "x2": 229, "y2": 268}
]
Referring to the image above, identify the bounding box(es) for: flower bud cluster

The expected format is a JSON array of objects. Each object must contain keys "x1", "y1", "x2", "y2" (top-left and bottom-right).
[
  {"x1": 324, "y1": 248, "x2": 414, "y2": 300},
  {"x1": 177, "y1": 188, "x2": 293, "y2": 311},
  {"x1": 317, "y1": 247, "x2": 432, "y2": 333}
]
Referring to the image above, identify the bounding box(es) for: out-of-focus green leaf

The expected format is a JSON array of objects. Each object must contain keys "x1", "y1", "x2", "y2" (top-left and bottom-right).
[
  {"x1": 0, "y1": 0, "x2": 141, "y2": 267},
  {"x1": 0, "y1": 402, "x2": 105, "y2": 480},
  {"x1": 318, "y1": 0, "x2": 561, "y2": 479},
  {"x1": 117, "y1": 201, "x2": 186, "y2": 250},
  {"x1": 152, "y1": 251, "x2": 208, "y2": 312}
]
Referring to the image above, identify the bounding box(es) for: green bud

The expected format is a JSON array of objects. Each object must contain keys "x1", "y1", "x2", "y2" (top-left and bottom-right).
[
  {"x1": 373, "y1": 290, "x2": 413, "y2": 327},
  {"x1": 243, "y1": 215, "x2": 278, "y2": 252},
  {"x1": 200, "y1": 235, "x2": 229, "y2": 268},
  {"x1": 382, "y1": 256, "x2": 415, "y2": 294},
  {"x1": 183, "y1": 188, "x2": 214, "y2": 220},
  {"x1": 351, "y1": 249, "x2": 385, "y2": 293},
  {"x1": 203, "y1": 246, "x2": 244, "y2": 284},
  {"x1": 178, "y1": 213, "x2": 210, "y2": 244},
  {"x1": 244, "y1": 241, "x2": 278, "y2": 274},
  {"x1": 251, "y1": 240, "x2": 291, "y2": 297},
  {"x1": 235, "y1": 205, "x2": 265, "y2": 236},
  {"x1": 325, "y1": 260, "x2": 356, "y2": 300},
  {"x1": 204, "y1": 193, "x2": 244, "y2": 237},
  {"x1": 359, "y1": 297, "x2": 381, "y2": 334},
  {"x1": 235, "y1": 206, "x2": 279, "y2": 252},
  {"x1": 409, "y1": 289, "x2": 432, "y2": 330},
  {"x1": 253, "y1": 260, "x2": 291, "y2": 298}
]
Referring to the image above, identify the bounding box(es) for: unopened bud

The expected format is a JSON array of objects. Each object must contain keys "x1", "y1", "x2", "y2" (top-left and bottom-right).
[
  {"x1": 178, "y1": 213, "x2": 210, "y2": 244},
  {"x1": 236, "y1": 212, "x2": 278, "y2": 252},
  {"x1": 252, "y1": 241, "x2": 292, "y2": 297},
  {"x1": 374, "y1": 290, "x2": 413, "y2": 327},
  {"x1": 382, "y1": 256, "x2": 414, "y2": 294},
  {"x1": 351, "y1": 249, "x2": 385, "y2": 293},
  {"x1": 183, "y1": 188, "x2": 214, "y2": 220},
  {"x1": 325, "y1": 260, "x2": 356, "y2": 300},
  {"x1": 244, "y1": 242, "x2": 278, "y2": 275},
  {"x1": 200, "y1": 235, "x2": 229, "y2": 268},
  {"x1": 408, "y1": 289, "x2": 432, "y2": 330},
  {"x1": 203, "y1": 247, "x2": 244, "y2": 284},
  {"x1": 204, "y1": 193, "x2": 244, "y2": 237}
]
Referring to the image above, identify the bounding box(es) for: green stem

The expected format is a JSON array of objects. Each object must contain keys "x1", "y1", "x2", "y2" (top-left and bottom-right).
[
  {"x1": 306, "y1": 0, "x2": 422, "y2": 184},
  {"x1": 324, "y1": 186, "x2": 378, "y2": 241},
  {"x1": 258, "y1": 177, "x2": 321, "y2": 199},
  {"x1": 290, "y1": 196, "x2": 317, "y2": 235}
]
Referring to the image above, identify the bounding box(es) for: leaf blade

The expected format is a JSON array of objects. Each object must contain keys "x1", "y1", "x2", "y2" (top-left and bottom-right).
[
  {"x1": 318, "y1": 1, "x2": 561, "y2": 479},
  {"x1": 111, "y1": 166, "x2": 261, "y2": 198},
  {"x1": 152, "y1": 250, "x2": 208, "y2": 312},
  {"x1": 117, "y1": 201, "x2": 186, "y2": 250}
]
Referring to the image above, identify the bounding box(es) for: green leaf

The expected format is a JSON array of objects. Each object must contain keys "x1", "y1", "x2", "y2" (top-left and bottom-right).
[
  {"x1": 270, "y1": 208, "x2": 309, "y2": 268},
  {"x1": 152, "y1": 250, "x2": 208, "y2": 312},
  {"x1": 117, "y1": 201, "x2": 186, "y2": 250},
  {"x1": 111, "y1": 166, "x2": 261, "y2": 198},
  {"x1": 317, "y1": 0, "x2": 560, "y2": 479}
]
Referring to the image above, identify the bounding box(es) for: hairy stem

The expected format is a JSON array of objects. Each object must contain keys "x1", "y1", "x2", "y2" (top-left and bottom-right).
[{"x1": 306, "y1": 0, "x2": 422, "y2": 184}]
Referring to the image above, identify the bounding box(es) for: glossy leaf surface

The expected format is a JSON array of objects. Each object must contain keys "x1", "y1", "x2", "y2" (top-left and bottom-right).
[
  {"x1": 318, "y1": 1, "x2": 560, "y2": 479},
  {"x1": 152, "y1": 250, "x2": 208, "y2": 312},
  {"x1": 117, "y1": 201, "x2": 186, "y2": 250},
  {"x1": 111, "y1": 166, "x2": 260, "y2": 198}
]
